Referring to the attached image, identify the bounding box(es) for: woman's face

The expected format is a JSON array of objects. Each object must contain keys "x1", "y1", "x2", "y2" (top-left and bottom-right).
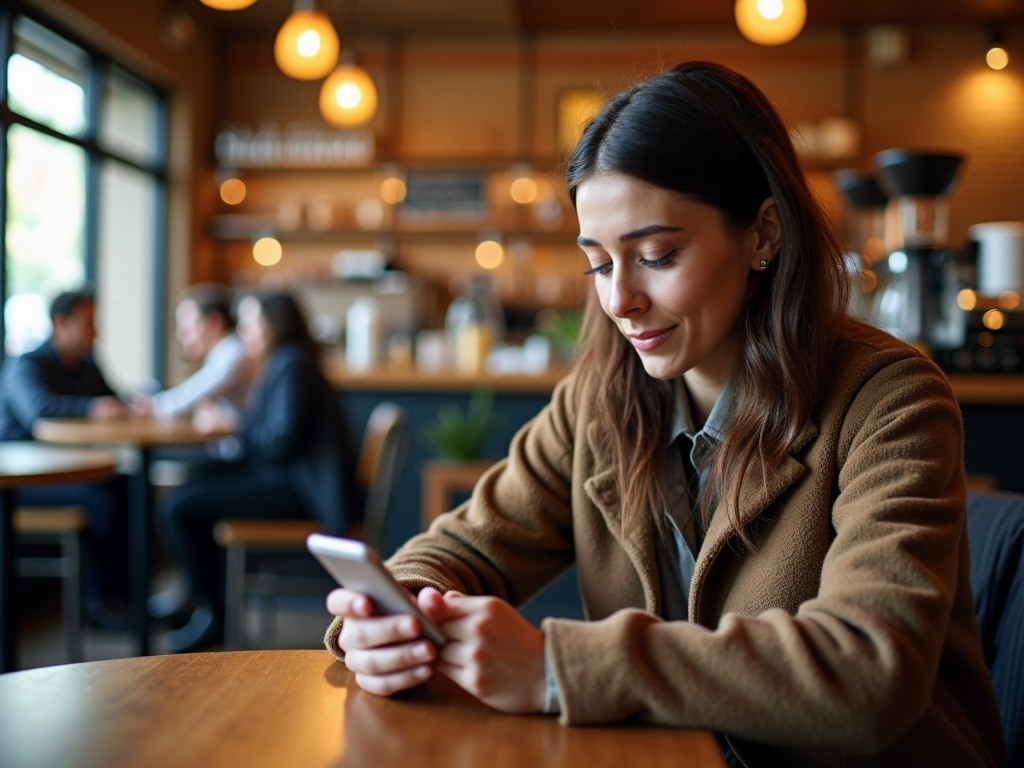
[
  {"x1": 575, "y1": 172, "x2": 779, "y2": 383},
  {"x1": 236, "y1": 296, "x2": 269, "y2": 358}
]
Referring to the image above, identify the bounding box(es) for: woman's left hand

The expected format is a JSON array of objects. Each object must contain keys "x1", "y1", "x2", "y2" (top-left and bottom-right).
[{"x1": 429, "y1": 590, "x2": 546, "y2": 714}]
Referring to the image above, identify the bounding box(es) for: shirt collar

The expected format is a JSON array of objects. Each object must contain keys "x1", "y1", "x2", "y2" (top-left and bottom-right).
[{"x1": 668, "y1": 376, "x2": 735, "y2": 447}]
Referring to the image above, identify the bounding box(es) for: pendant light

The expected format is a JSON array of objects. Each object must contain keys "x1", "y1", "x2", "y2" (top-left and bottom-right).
[
  {"x1": 735, "y1": 0, "x2": 806, "y2": 46},
  {"x1": 986, "y1": 26, "x2": 1009, "y2": 71},
  {"x1": 319, "y1": 53, "x2": 378, "y2": 127},
  {"x1": 199, "y1": 0, "x2": 257, "y2": 9},
  {"x1": 274, "y1": 0, "x2": 340, "y2": 81}
]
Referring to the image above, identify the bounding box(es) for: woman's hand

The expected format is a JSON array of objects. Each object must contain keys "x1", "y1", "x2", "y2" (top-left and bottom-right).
[
  {"x1": 434, "y1": 592, "x2": 546, "y2": 714},
  {"x1": 192, "y1": 399, "x2": 238, "y2": 434},
  {"x1": 327, "y1": 587, "x2": 442, "y2": 696}
]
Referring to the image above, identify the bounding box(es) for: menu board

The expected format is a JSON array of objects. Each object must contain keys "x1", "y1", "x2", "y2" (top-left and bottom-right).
[{"x1": 401, "y1": 169, "x2": 487, "y2": 216}]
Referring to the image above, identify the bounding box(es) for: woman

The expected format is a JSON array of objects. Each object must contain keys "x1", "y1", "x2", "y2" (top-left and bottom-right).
[
  {"x1": 325, "y1": 63, "x2": 1004, "y2": 767},
  {"x1": 160, "y1": 292, "x2": 358, "y2": 652}
]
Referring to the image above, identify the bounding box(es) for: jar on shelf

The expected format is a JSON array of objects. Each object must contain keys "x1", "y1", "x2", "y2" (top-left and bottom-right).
[{"x1": 445, "y1": 276, "x2": 505, "y2": 375}]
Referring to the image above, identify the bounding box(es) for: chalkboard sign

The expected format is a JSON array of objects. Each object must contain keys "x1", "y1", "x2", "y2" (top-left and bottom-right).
[{"x1": 402, "y1": 169, "x2": 488, "y2": 215}]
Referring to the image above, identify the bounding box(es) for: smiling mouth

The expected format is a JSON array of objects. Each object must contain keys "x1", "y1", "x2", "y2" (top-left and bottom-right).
[{"x1": 627, "y1": 327, "x2": 675, "y2": 351}]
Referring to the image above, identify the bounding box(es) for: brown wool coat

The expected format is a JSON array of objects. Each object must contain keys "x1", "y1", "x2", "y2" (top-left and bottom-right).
[{"x1": 325, "y1": 320, "x2": 1006, "y2": 768}]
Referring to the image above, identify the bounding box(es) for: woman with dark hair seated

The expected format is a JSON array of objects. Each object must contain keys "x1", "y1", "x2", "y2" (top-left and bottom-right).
[
  {"x1": 325, "y1": 63, "x2": 1004, "y2": 767},
  {"x1": 159, "y1": 292, "x2": 358, "y2": 652}
]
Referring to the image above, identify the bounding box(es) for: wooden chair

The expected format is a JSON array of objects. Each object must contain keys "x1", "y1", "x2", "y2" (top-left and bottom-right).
[
  {"x1": 214, "y1": 402, "x2": 410, "y2": 650},
  {"x1": 14, "y1": 506, "x2": 87, "y2": 663}
]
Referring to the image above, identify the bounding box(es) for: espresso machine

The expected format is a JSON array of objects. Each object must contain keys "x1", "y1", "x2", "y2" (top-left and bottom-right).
[
  {"x1": 835, "y1": 172, "x2": 888, "y2": 324},
  {"x1": 873, "y1": 150, "x2": 964, "y2": 350}
]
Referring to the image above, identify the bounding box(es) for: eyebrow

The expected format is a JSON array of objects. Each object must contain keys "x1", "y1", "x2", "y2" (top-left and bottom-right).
[{"x1": 576, "y1": 224, "x2": 682, "y2": 248}]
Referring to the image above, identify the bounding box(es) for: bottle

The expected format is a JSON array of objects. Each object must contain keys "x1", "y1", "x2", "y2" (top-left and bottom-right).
[
  {"x1": 446, "y1": 277, "x2": 504, "y2": 375},
  {"x1": 345, "y1": 297, "x2": 381, "y2": 372}
]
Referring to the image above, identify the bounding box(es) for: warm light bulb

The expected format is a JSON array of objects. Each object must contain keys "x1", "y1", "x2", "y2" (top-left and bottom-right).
[
  {"x1": 735, "y1": 0, "x2": 806, "y2": 45},
  {"x1": 253, "y1": 237, "x2": 283, "y2": 266},
  {"x1": 380, "y1": 177, "x2": 407, "y2": 204},
  {"x1": 987, "y1": 45, "x2": 1009, "y2": 70},
  {"x1": 274, "y1": 10, "x2": 339, "y2": 80},
  {"x1": 220, "y1": 178, "x2": 246, "y2": 205},
  {"x1": 319, "y1": 64, "x2": 378, "y2": 127},
  {"x1": 199, "y1": 0, "x2": 257, "y2": 9},
  {"x1": 510, "y1": 176, "x2": 538, "y2": 204},
  {"x1": 475, "y1": 240, "x2": 504, "y2": 269},
  {"x1": 957, "y1": 289, "x2": 977, "y2": 311},
  {"x1": 982, "y1": 309, "x2": 1006, "y2": 330}
]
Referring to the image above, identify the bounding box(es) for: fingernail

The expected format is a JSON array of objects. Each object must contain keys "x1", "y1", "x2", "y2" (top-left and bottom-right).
[
  {"x1": 413, "y1": 643, "x2": 430, "y2": 661},
  {"x1": 357, "y1": 598, "x2": 370, "y2": 615},
  {"x1": 415, "y1": 666, "x2": 431, "y2": 680},
  {"x1": 401, "y1": 618, "x2": 417, "y2": 636}
]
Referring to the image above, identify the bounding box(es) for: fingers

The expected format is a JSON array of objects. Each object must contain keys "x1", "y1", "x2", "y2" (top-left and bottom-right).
[
  {"x1": 339, "y1": 614, "x2": 423, "y2": 652},
  {"x1": 345, "y1": 639, "x2": 436, "y2": 676},
  {"x1": 354, "y1": 665, "x2": 433, "y2": 696},
  {"x1": 326, "y1": 588, "x2": 373, "y2": 618}
]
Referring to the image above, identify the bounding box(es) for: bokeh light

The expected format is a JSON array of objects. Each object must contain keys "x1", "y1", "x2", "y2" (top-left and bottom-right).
[
  {"x1": 475, "y1": 240, "x2": 504, "y2": 270},
  {"x1": 219, "y1": 178, "x2": 246, "y2": 205},
  {"x1": 253, "y1": 236, "x2": 283, "y2": 266}
]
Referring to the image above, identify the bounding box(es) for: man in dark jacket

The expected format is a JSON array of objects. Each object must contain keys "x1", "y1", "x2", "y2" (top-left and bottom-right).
[{"x1": 0, "y1": 289, "x2": 131, "y2": 628}]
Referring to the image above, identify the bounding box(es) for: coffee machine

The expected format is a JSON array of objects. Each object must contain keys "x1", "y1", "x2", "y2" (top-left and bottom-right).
[
  {"x1": 873, "y1": 150, "x2": 964, "y2": 350},
  {"x1": 835, "y1": 172, "x2": 888, "y2": 324}
]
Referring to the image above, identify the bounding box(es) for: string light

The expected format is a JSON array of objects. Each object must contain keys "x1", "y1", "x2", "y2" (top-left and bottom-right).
[{"x1": 734, "y1": 0, "x2": 806, "y2": 45}]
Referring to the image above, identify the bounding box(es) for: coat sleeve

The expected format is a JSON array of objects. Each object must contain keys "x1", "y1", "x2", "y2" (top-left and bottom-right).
[
  {"x1": 324, "y1": 372, "x2": 581, "y2": 661},
  {"x1": 544, "y1": 356, "x2": 967, "y2": 752},
  {"x1": 242, "y1": 349, "x2": 313, "y2": 462},
  {"x1": 7, "y1": 355, "x2": 95, "y2": 425}
]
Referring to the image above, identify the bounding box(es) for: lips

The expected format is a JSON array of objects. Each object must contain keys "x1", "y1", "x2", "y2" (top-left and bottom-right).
[{"x1": 627, "y1": 326, "x2": 675, "y2": 351}]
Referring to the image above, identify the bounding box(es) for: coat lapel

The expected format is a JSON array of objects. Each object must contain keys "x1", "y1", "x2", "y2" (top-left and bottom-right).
[
  {"x1": 583, "y1": 422, "x2": 661, "y2": 615},
  {"x1": 689, "y1": 420, "x2": 819, "y2": 622}
]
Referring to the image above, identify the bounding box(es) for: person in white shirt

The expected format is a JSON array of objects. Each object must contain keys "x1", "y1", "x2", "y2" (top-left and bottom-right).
[{"x1": 135, "y1": 284, "x2": 251, "y2": 420}]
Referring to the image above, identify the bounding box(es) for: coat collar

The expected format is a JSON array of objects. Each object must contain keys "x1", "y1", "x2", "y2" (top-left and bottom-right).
[{"x1": 583, "y1": 418, "x2": 819, "y2": 619}]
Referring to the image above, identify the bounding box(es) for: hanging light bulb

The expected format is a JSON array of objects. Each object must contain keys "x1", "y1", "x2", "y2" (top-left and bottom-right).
[
  {"x1": 319, "y1": 56, "x2": 378, "y2": 127},
  {"x1": 986, "y1": 26, "x2": 1009, "y2": 70},
  {"x1": 200, "y1": 0, "x2": 257, "y2": 9},
  {"x1": 274, "y1": 2, "x2": 339, "y2": 81},
  {"x1": 735, "y1": 0, "x2": 806, "y2": 46}
]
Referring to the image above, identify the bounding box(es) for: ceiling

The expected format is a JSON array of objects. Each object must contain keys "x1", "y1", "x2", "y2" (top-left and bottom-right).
[{"x1": 190, "y1": 0, "x2": 1024, "y2": 36}]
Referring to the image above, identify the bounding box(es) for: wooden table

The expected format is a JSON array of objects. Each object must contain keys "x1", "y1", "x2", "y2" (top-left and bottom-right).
[
  {"x1": 0, "y1": 443, "x2": 118, "y2": 672},
  {"x1": 33, "y1": 418, "x2": 233, "y2": 656},
  {"x1": 0, "y1": 650, "x2": 725, "y2": 768}
]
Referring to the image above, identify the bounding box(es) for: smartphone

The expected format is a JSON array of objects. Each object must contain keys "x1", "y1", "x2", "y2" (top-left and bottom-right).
[{"x1": 307, "y1": 533, "x2": 446, "y2": 646}]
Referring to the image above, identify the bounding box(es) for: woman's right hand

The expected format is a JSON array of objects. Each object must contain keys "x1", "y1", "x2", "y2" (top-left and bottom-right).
[{"x1": 326, "y1": 587, "x2": 443, "y2": 696}]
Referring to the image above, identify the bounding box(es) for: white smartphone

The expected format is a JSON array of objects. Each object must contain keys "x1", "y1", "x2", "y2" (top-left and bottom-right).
[{"x1": 307, "y1": 533, "x2": 446, "y2": 646}]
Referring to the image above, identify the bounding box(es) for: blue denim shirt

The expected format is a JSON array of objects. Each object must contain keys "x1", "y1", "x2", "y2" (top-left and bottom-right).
[{"x1": 543, "y1": 377, "x2": 735, "y2": 714}]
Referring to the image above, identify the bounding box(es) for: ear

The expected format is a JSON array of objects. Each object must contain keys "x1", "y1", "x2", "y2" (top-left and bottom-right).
[{"x1": 748, "y1": 197, "x2": 782, "y2": 271}]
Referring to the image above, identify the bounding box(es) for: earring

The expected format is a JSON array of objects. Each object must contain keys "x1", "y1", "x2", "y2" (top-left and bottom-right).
[{"x1": 760, "y1": 259, "x2": 769, "y2": 271}]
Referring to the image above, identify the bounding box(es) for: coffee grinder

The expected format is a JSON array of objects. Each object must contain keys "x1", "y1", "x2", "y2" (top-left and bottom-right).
[{"x1": 873, "y1": 150, "x2": 964, "y2": 349}]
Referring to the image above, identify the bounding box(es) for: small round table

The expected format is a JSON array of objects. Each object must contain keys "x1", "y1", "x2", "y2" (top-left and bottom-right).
[
  {"x1": 0, "y1": 443, "x2": 118, "y2": 673},
  {"x1": 0, "y1": 650, "x2": 725, "y2": 768},
  {"x1": 33, "y1": 418, "x2": 233, "y2": 656}
]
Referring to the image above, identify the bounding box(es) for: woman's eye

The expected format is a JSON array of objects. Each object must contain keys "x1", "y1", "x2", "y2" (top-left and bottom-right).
[
  {"x1": 639, "y1": 250, "x2": 677, "y2": 269},
  {"x1": 584, "y1": 262, "x2": 613, "y2": 276}
]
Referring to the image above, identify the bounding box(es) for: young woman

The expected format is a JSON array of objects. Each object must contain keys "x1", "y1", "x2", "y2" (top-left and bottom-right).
[
  {"x1": 159, "y1": 292, "x2": 358, "y2": 652},
  {"x1": 325, "y1": 63, "x2": 1004, "y2": 767}
]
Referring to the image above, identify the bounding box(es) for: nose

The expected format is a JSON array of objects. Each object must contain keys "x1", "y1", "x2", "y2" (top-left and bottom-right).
[{"x1": 606, "y1": 266, "x2": 648, "y2": 318}]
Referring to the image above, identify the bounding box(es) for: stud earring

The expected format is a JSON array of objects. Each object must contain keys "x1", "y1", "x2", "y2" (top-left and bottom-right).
[{"x1": 760, "y1": 259, "x2": 769, "y2": 271}]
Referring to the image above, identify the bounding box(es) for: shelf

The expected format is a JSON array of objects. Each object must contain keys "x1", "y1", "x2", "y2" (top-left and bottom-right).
[
  {"x1": 324, "y1": 360, "x2": 568, "y2": 393},
  {"x1": 946, "y1": 374, "x2": 1024, "y2": 405},
  {"x1": 210, "y1": 215, "x2": 578, "y2": 244}
]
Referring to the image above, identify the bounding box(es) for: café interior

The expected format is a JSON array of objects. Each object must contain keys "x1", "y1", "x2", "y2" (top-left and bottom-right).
[{"x1": 0, "y1": 0, "x2": 1023, "y2": 766}]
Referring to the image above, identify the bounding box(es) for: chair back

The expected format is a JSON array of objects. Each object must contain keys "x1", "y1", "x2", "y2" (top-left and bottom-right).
[
  {"x1": 357, "y1": 402, "x2": 410, "y2": 553},
  {"x1": 966, "y1": 490, "x2": 1024, "y2": 766}
]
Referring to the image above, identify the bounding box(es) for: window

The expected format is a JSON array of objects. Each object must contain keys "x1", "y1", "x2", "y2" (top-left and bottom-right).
[{"x1": 1, "y1": 7, "x2": 167, "y2": 388}]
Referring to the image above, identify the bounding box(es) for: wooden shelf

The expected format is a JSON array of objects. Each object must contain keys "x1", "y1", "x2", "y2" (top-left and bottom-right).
[
  {"x1": 946, "y1": 374, "x2": 1024, "y2": 405},
  {"x1": 324, "y1": 360, "x2": 568, "y2": 393}
]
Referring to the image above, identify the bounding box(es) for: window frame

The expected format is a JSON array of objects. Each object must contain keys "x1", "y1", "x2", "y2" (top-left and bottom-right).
[{"x1": 0, "y1": 1, "x2": 168, "y2": 381}]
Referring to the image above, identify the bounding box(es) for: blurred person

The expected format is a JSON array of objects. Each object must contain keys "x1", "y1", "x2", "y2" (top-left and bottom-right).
[
  {"x1": 0, "y1": 288, "x2": 130, "y2": 628},
  {"x1": 157, "y1": 292, "x2": 359, "y2": 652},
  {"x1": 133, "y1": 283, "x2": 251, "y2": 420}
]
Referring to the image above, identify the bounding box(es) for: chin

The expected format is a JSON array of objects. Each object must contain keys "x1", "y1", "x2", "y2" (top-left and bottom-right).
[{"x1": 637, "y1": 354, "x2": 686, "y2": 381}]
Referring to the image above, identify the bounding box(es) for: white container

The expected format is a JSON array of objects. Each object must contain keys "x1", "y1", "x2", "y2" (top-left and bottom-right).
[
  {"x1": 345, "y1": 297, "x2": 381, "y2": 372},
  {"x1": 970, "y1": 221, "x2": 1024, "y2": 294}
]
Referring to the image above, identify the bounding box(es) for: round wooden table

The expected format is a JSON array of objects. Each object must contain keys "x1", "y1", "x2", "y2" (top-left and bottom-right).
[
  {"x1": 33, "y1": 418, "x2": 234, "y2": 656},
  {"x1": 0, "y1": 443, "x2": 118, "y2": 673},
  {"x1": 0, "y1": 650, "x2": 725, "y2": 768}
]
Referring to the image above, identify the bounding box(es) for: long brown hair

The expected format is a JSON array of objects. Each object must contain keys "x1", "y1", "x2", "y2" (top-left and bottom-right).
[{"x1": 568, "y1": 62, "x2": 849, "y2": 547}]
